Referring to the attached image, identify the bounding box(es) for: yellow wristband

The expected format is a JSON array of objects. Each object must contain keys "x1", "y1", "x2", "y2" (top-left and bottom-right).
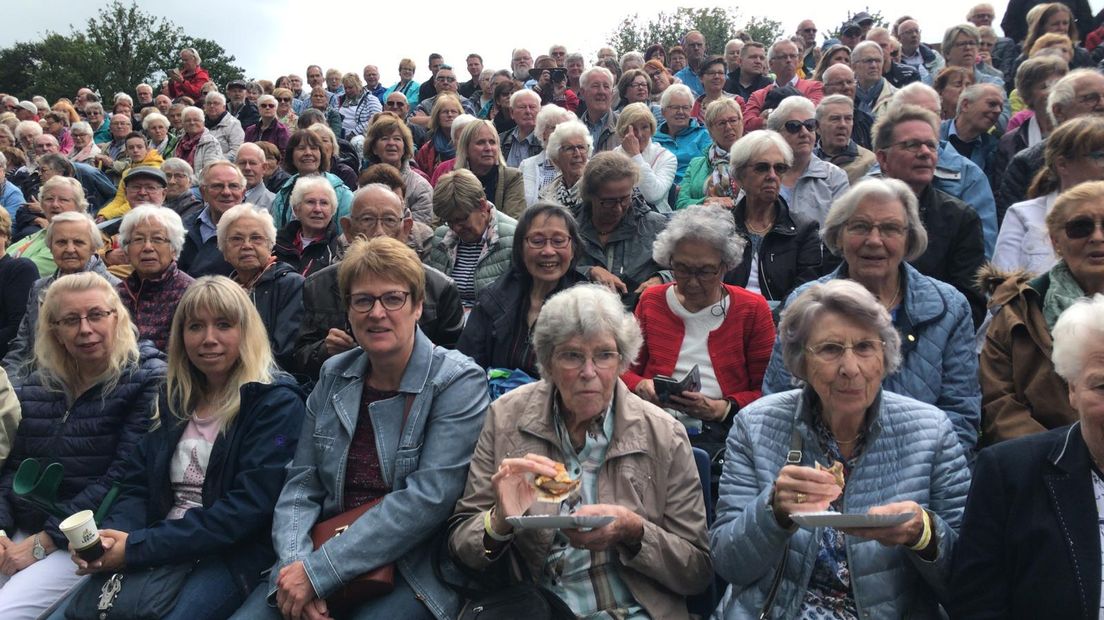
[
  {"x1": 483, "y1": 508, "x2": 513, "y2": 542},
  {"x1": 908, "y1": 509, "x2": 933, "y2": 551}
]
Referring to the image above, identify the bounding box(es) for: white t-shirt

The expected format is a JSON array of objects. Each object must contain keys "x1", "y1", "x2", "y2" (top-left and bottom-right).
[{"x1": 167, "y1": 414, "x2": 220, "y2": 520}]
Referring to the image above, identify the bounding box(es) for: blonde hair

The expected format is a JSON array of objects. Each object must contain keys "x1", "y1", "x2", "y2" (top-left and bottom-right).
[
  {"x1": 35, "y1": 272, "x2": 139, "y2": 401},
  {"x1": 428, "y1": 94, "x2": 462, "y2": 134},
  {"x1": 455, "y1": 120, "x2": 503, "y2": 171},
  {"x1": 338, "y1": 236, "x2": 426, "y2": 307},
  {"x1": 166, "y1": 276, "x2": 274, "y2": 429}
]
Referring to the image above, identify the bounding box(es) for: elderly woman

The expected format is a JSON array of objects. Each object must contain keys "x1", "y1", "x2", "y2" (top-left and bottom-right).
[
  {"x1": 711, "y1": 278, "x2": 969, "y2": 618},
  {"x1": 765, "y1": 96, "x2": 849, "y2": 225},
  {"x1": 459, "y1": 202, "x2": 587, "y2": 377},
  {"x1": 383, "y1": 57, "x2": 421, "y2": 108},
  {"x1": 616, "y1": 69, "x2": 664, "y2": 120},
  {"x1": 763, "y1": 179, "x2": 981, "y2": 453},
  {"x1": 235, "y1": 236, "x2": 488, "y2": 619},
  {"x1": 7, "y1": 176, "x2": 89, "y2": 277},
  {"x1": 812, "y1": 44, "x2": 854, "y2": 82},
  {"x1": 519, "y1": 104, "x2": 575, "y2": 206},
  {"x1": 691, "y1": 56, "x2": 741, "y2": 123},
  {"x1": 994, "y1": 115, "x2": 1104, "y2": 276},
  {"x1": 270, "y1": 130, "x2": 354, "y2": 230},
  {"x1": 272, "y1": 88, "x2": 298, "y2": 129},
  {"x1": 722, "y1": 131, "x2": 823, "y2": 306},
  {"x1": 307, "y1": 86, "x2": 343, "y2": 139},
  {"x1": 539, "y1": 119, "x2": 592, "y2": 211},
  {"x1": 933, "y1": 67, "x2": 976, "y2": 121},
  {"x1": 981, "y1": 180, "x2": 1104, "y2": 444},
  {"x1": 173, "y1": 106, "x2": 222, "y2": 173},
  {"x1": 142, "y1": 112, "x2": 176, "y2": 159},
  {"x1": 115, "y1": 205, "x2": 194, "y2": 351},
  {"x1": 574, "y1": 151, "x2": 669, "y2": 308},
  {"x1": 244, "y1": 94, "x2": 290, "y2": 154},
  {"x1": 951, "y1": 295, "x2": 1104, "y2": 617},
  {"x1": 414, "y1": 94, "x2": 462, "y2": 176},
  {"x1": 613, "y1": 102, "x2": 677, "y2": 212},
  {"x1": 48, "y1": 276, "x2": 304, "y2": 620},
  {"x1": 427, "y1": 169, "x2": 516, "y2": 308},
  {"x1": 273, "y1": 175, "x2": 341, "y2": 278},
  {"x1": 161, "y1": 157, "x2": 202, "y2": 221},
  {"x1": 450, "y1": 284, "x2": 712, "y2": 619},
  {"x1": 336, "y1": 73, "x2": 381, "y2": 141},
  {"x1": 677, "y1": 98, "x2": 743, "y2": 210},
  {"x1": 993, "y1": 56, "x2": 1069, "y2": 199},
  {"x1": 653, "y1": 84, "x2": 711, "y2": 185},
  {"x1": 0, "y1": 209, "x2": 36, "y2": 359},
  {"x1": 452, "y1": 120, "x2": 526, "y2": 218},
  {"x1": 0, "y1": 273, "x2": 164, "y2": 618},
  {"x1": 67, "y1": 121, "x2": 100, "y2": 164},
  {"x1": 217, "y1": 204, "x2": 303, "y2": 370},
  {"x1": 362, "y1": 112, "x2": 433, "y2": 223},
  {"x1": 624, "y1": 205, "x2": 775, "y2": 462}
]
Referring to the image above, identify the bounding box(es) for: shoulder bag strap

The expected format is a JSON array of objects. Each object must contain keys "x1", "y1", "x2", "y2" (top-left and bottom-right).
[{"x1": 758, "y1": 425, "x2": 803, "y2": 620}]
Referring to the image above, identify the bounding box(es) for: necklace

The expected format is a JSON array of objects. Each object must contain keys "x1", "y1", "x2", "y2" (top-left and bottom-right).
[
  {"x1": 745, "y1": 219, "x2": 773, "y2": 235},
  {"x1": 835, "y1": 435, "x2": 860, "y2": 445},
  {"x1": 884, "y1": 280, "x2": 903, "y2": 309}
]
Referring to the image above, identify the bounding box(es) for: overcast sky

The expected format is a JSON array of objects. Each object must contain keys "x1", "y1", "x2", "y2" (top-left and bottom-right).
[{"x1": 6, "y1": 1, "x2": 1104, "y2": 88}]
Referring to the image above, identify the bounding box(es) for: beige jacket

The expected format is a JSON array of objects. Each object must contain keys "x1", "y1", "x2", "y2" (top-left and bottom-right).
[
  {"x1": 450, "y1": 379, "x2": 712, "y2": 619},
  {"x1": 0, "y1": 367, "x2": 20, "y2": 467}
]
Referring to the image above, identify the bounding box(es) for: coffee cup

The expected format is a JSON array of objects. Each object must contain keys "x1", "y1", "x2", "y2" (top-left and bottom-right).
[{"x1": 59, "y1": 510, "x2": 104, "y2": 562}]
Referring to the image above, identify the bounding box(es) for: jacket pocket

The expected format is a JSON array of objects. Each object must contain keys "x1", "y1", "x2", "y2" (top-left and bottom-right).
[{"x1": 312, "y1": 433, "x2": 336, "y2": 452}]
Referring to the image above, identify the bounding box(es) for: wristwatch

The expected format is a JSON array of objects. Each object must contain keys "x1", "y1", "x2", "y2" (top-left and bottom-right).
[{"x1": 32, "y1": 533, "x2": 45, "y2": 560}]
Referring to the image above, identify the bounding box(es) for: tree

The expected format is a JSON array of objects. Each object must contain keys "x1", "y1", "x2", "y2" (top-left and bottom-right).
[
  {"x1": 607, "y1": 7, "x2": 742, "y2": 58},
  {"x1": 0, "y1": 34, "x2": 99, "y2": 102},
  {"x1": 742, "y1": 16, "x2": 784, "y2": 46},
  {"x1": 85, "y1": 0, "x2": 179, "y2": 98},
  {"x1": 180, "y1": 36, "x2": 245, "y2": 93}
]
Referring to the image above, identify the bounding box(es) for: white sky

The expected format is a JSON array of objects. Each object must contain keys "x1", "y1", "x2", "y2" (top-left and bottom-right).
[{"x1": 6, "y1": 1, "x2": 1104, "y2": 88}]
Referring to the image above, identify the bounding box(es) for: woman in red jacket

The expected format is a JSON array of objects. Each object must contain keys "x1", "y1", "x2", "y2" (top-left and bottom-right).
[
  {"x1": 164, "y1": 48, "x2": 211, "y2": 101},
  {"x1": 623, "y1": 204, "x2": 775, "y2": 461}
]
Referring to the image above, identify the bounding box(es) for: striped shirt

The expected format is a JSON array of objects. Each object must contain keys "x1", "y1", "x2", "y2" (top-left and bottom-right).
[{"x1": 452, "y1": 241, "x2": 483, "y2": 305}]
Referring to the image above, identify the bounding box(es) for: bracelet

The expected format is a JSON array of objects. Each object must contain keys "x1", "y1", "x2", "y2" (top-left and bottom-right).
[
  {"x1": 483, "y1": 508, "x2": 513, "y2": 542},
  {"x1": 908, "y1": 509, "x2": 933, "y2": 551}
]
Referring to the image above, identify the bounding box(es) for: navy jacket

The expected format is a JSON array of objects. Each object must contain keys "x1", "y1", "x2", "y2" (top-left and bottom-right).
[
  {"x1": 250, "y1": 261, "x2": 305, "y2": 371},
  {"x1": 0, "y1": 343, "x2": 166, "y2": 548},
  {"x1": 950, "y1": 424, "x2": 1100, "y2": 619},
  {"x1": 178, "y1": 208, "x2": 233, "y2": 278},
  {"x1": 104, "y1": 375, "x2": 305, "y2": 597}
]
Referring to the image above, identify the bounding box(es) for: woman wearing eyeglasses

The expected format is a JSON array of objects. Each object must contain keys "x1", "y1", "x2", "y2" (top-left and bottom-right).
[
  {"x1": 722, "y1": 131, "x2": 823, "y2": 307},
  {"x1": 243, "y1": 94, "x2": 290, "y2": 154},
  {"x1": 272, "y1": 88, "x2": 298, "y2": 130},
  {"x1": 763, "y1": 179, "x2": 981, "y2": 456},
  {"x1": 653, "y1": 84, "x2": 712, "y2": 186},
  {"x1": 765, "y1": 96, "x2": 849, "y2": 225},
  {"x1": 980, "y1": 180, "x2": 1104, "y2": 445},
  {"x1": 691, "y1": 56, "x2": 742, "y2": 124},
  {"x1": 459, "y1": 202, "x2": 587, "y2": 377}
]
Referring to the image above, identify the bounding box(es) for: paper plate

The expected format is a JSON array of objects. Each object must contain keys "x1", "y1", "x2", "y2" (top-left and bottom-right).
[
  {"x1": 505, "y1": 515, "x2": 616, "y2": 530},
  {"x1": 789, "y1": 511, "x2": 912, "y2": 529}
]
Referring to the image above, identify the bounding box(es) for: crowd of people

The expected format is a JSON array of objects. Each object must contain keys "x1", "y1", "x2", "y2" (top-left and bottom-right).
[{"x1": 0, "y1": 1, "x2": 1102, "y2": 618}]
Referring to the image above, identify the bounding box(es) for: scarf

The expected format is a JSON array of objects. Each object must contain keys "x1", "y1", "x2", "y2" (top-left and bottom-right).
[
  {"x1": 174, "y1": 131, "x2": 203, "y2": 166},
  {"x1": 433, "y1": 129, "x2": 455, "y2": 161},
  {"x1": 554, "y1": 178, "x2": 582, "y2": 211},
  {"x1": 233, "y1": 255, "x2": 278, "y2": 291},
  {"x1": 706, "y1": 144, "x2": 736, "y2": 199},
  {"x1": 1043, "y1": 261, "x2": 1086, "y2": 331},
  {"x1": 204, "y1": 110, "x2": 227, "y2": 130}
]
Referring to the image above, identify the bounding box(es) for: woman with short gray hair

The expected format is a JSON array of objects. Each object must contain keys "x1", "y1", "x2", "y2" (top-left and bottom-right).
[
  {"x1": 160, "y1": 157, "x2": 202, "y2": 221},
  {"x1": 762, "y1": 178, "x2": 980, "y2": 454},
  {"x1": 451, "y1": 283, "x2": 713, "y2": 619},
  {"x1": 67, "y1": 121, "x2": 100, "y2": 164},
  {"x1": 520, "y1": 104, "x2": 575, "y2": 206},
  {"x1": 540, "y1": 119, "x2": 592, "y2": 210},
  {"x1": 654, "y1": 83, "x2": 711, "y2": 184},
  {"x1": 712, "y1": 278, "x2": 970, "y2": 619},
  {"x1": 141, "y1": 112, "x2": 175, "y2": 159},
  {"x1": 765, "y1": 96, "x2": 850, "y2": 224}
]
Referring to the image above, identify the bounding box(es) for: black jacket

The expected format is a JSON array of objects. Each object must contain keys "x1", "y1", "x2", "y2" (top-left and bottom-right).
[
  {"x1": 229, "y1": 100, "x2": 260, "y2": 129},
  {"x1": 997, "y1": 140, "x2": 1045, "y2": 221},
  {"x1": 104, "y1": 375, "x2": 305, "y2": 598},
  {"x1": 992, "y1": 121, "x2": 1031, "y2": 224},
  {"x1": 0, "y1": 255, "x2": 36, "y2": 358},
  {"x1": 574, "y1": 196, "x2": 668, "y2": 308},
  {"x1": 1001, "y1": 0, "x2": 1094, "y2": 43},
  {"x1": 291, "y1": 260, "x2": 463, "y2": 380},
  {"x1": 723, "y1": 196, "x2": 822, "y2": 303},
  {"x1": 951, "y1": 423, "x2": 1100, "y2": 619},
  {"x1": 883, "y1": 61, "x2": 921, "y2": 89},
  {"x1": 249, "y1": 261, "x2": 305, "y2": 371},
  {"x1": 911, "y1": 185, "x2": 987, "y2": 328},
  {"x1": 724, "y1": 70, "x2": 772, "y2": 101},
  {"x1": 178, "y1": 208, "x2": 233, "y2": 278},
  {"x1": 273, "y1": 219, "x2": 342, "y2": 278}
]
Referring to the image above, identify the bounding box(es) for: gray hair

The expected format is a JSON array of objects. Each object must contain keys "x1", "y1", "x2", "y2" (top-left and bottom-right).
[
  {"x1": 200, "y1": 160, "x2": 245, "y2": 187},
  {"x1": 942, "y1": 23, "x2": 981, "y2": 55},
  {"x1": 767, "y1": 38, "x2": 798, "y2": 61},
  {"x1": 509, "y1": 88, "x2": 540, "y2": 108},
  {"x1": 703, "y1": 97, "x2": 743, "y2": 126},
  {"x1": 821, "y1": 178, "x2": 928, "y2": 260},
  {"x1": 545, "y1": 119, "x2": 593, "y2": 164},
  {"x1": 290, "y1": 174, "x2": 337, "y2": 209},
  {"x1": 532, "y1": 283, "x2": 643, "y2": 376},
  {"x1": 181, "y1": 47, "x2": 201, "y2": 65},
  {"x1": 450, "y1": 114, "x2": 478, "y2": 144},
  {"x1": 70, "y1": 121, "x2": 93, "y2": 136},
  {"x1": 565, "y1": 52, "x2": 585, "y2": 66},
  {"x1": 1052, "y1": 294, "x2": 1104, "y2": 381},
  {"x1": 257, "y1": 94, "x2": 277, "y2": 108},
  {"x1": 162, "y1": 157, "x2": 195, "y2": 184},
  {"x1": 850, "y1": 40, "x2": 883, "y2": 63},
  {"x1": 38, "y1": 176, "x2": 88, "y2": 212},
  {"x1": 141, "y1": 112, "x2": 169, "y2": 131},
  {"x1": 216, "y1": 203, "x2": 276, "y2": 253},
  {"x1": 204, "y1": 91, "x2": 226, "y2": 106},
  {"x1": 45, "y1": 211, "x2": 103, "y2": 251},
  {"x1": 892, "y1": 82, "x2": 941, "y2": 115},
  {"x1": 652, "y1": 204, "x2": 746, "y2": 270},
  {"x1": 815, "y1": 94, "x2": 856, "y2": 124},
  {"x1": 113, "y1": 92, "x2": 133, "y2": 106},
  {"x1": 534, "y1": 104, "x2": 575, "y2": 147},
  {"x1": 15, "y1": 120, "x2": 43, "y2": 141},
  {"x1": 579, "y1": 66, "x2": 614, "y2": 91},
  {"x1": 872, "y1": 104, "x2": 939, "y2": 152},
  {"x1": 118, "y1": 204, "x2": 186, "y2": 258},
  {"x1": 659, "y1": 83, "x2": 693, "y2": 109},
  {"x1": 1048, "y1": 68, "x2": 1103, "y2": 124},
  {"x1": 956, "y1": 82, "x2": 1004, "y2": 116},
  {"x1": 620, "y1": 51, "x2": 645, "y2": 70},
  {"x1": 1015, "y1": 55, "x2": 1068, "y2": 102},
  {"x1": 778, "y1": 279, "x2": 902, "y2": 381},
  {"x1": 729, "y1": 130, "x2": 793, "y2": 175},
  {"x1": 766, "y1": 96, "x2": 816, "y2": 131},
  {"x1": 181, "y1": 106, "x2": 205, "y2": 122}
]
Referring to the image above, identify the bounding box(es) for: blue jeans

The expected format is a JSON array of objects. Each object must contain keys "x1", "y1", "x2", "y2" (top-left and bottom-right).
[
  {"x1": 231, "y1": 570, "x2": 435, "y2": 620},
  {"x1": 48, "y1": 557, "x2": 245, "y2": 620}
]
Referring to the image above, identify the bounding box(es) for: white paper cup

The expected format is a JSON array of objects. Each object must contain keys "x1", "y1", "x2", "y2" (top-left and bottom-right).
[{"x1": 59, "y1": 510, "x2": 104, "y2": 561}]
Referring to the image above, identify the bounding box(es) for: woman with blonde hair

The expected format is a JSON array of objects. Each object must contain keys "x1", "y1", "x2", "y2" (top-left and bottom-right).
[
  {"x1": 414, "y1": 93, "x2": 463, "y2": 175},
  {"x1": 49, "y1": 276, "x2": 305, "y2": 620},
  {"x1": 452, "y1": 119, "x2": 526, "y2": 217},
  {"x1": 0, "y1": 272, "x2": 165, "y2": 619}
]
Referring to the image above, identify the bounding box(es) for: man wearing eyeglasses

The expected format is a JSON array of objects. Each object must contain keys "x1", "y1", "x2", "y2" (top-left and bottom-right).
[
  {"x1": 894, "y1": 19, "x2": 945, "y2": 83},
  {"x1": 795, "y1": 20, "x2": 820, "y2": 77},
  {"x1": 851, "y1": 42, "x2": 897, "y2": 119},
  {"x1": 383, "y1": 92, "x2": 429, "y2": 148},
  {"x1": 292, "y1": 184, "x2": 463, "y2": 380},
  {"x1": 743, "y1": 39, "x2": 825, "y2": 132},
  {"x1": 178, "y1": 161, "x2": 245, "y2": 278},
  {"x1": 822, "y1": 64, "x2": 873, "y2": 150},
  {"x1": 865, "y1": 28, "x2": 920, "y2": 90},
  {"x1": 409, "y1": 65, "x2": 478, "y2": 128},
  {"x1": 674, "y1": 31, "x2": 708, "y2": 97}
]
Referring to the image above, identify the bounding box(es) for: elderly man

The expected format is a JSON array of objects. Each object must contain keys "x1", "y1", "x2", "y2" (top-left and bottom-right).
[
  {"x1": 99, "y1": 165, "x2": 168, "y2": 228},
  {"x1": 178, "y1": 160, "x2": 245, "y2": 277},
  {"x1": 724, "y1": 41, "x2": 772, "y2": 101},
  {"x1": 873, "y1": 103, "x2": 987, "y2": 326},
  {"x1": 865, "y1": 27, "x2": 921, "y2": 88},
  {"x1": 299, "y1": 66, "x2": 326, "y2": 112},
  {"x1": 852, "y1": 41, "x2": 897, "y2": 118},
  {"x1": 895, "y1": 19, "x2": 945, "y2": 83},
  {"x1": 419, "y1": 53, "x2": 445, "y2": 102},
  {"x1": 815, "y1": 94, "x2": 876, "y2": 184},
  {"x1": 134, "y1": 83, "x2": 155, "y2": 115},
  {"x1": 164, "y1": 47, "x2": 210, "y2": 100},
  {"x1": 565, "y1": 52, "x2": 586, "y2": 91},
  {"x1": 384, "y1": 91, "x2": 429, "y2": 148},
  {"x1": 510, "y1": 48, "x2": 534, "y2": 82},
  {"x1": 325, "y1": 68, "x2": 345, "y2": 100},
  {"x1": 362, "y1": 64, "x2": 387, "y2": 101},
  {"x1": 576, "y1": 66, "x2": 620, "y2": 152},
  {"x1": 796, "y1": 20, "x2": 820, "y2": 76},
  {"x1": 236, "y1": 143, "x2": 274, "y2": 212},
  {"x1": 675, "y1": 30, "x2": 708, "y2": 96},
  {"x1": 743, "y1": 39, "x2": 825, "y2": 132},
  {"x1": 409, "y1": 64, "x2": 478, "y2": 127},
  {"x1": 941, "y1": 83, "x2": 1004, "y2": 187},
  {"x1": 501, "y1": 89, "x2": 542, "y2": 167},
  {"x1": 549, "y1": 44, "x2": 568, "y2": 67},
  {"x1": 99, "y1": 113, "x2": 132, "y2": 162},
  {"x1": 203, "y1": 92, "x2": 245, "y2": 161},
  {"x1": 154, "y1": 94, "x2": 172, "y2": 116},
  {"x1": 291, "y1": 184, "x2": 463, "y2": 380},
  {"x1": 226, "y1": 79, "x2": 260, "y2": 128}
]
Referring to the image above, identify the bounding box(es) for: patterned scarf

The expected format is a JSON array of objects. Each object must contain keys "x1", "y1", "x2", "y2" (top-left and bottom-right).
[
  {"x1": 174, "y1": 131, "x2": 203, "y2": 167},
  {"x1": 1043, "y1": 261, "x2": 1086, "y2": 331},
  {"x1": 706, "y1": 144, "x2": 736, "y2": 198},
  {"x1": 554, "y1": 179, "x2": 581, "y2": 211}
]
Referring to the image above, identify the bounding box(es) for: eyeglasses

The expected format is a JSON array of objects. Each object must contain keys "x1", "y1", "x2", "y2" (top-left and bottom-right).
[
  {"x1": 806, "y1": 339, "x2": 885, "y2": 361},
  {"x1": 52, "y1": 309, "x2": 116, "y2": 330},
  {"x1": 1064, "y1": 216, "x2": 1104, "y2": 239},
  {"x1": 783, "y1": 119, "x2": 818, "y2": 134},
  {"x1": 559, "y1": 143, "x2": 588, "y2": 154},
  {"x1": 856, "y1": 58, "x2": 883, "y2": 66},
  {"x1": 349, "y1": 291, "x2": 411, "y2": 313},
  {"x1": 385, "y1": 101, "x2": 406, "y2": 108},
  {"x1": 598, "y1": 194, "x2": 632, "y2": 209},
  {"x1": 671, "y1": 263, "x2": 721, "y2": 280},
  {"x1": 704, "y1": 70, "x2": 727, "y2": 77},
  {"x1": 554, "y1": 350, "x2": 622, "y2": 370},
  {"x1": 952, "y1": 40, "x2": 979, "y2": 49},
  {"x1": 435, "y1": 76, "x2": 457, "y2": 83},
  {"x1": 886, "y1": 139, "x2": 938, "y2": 153},
  {"x1": 630, "y1": 81, "x2": 650, "y2": 89},
  {"x1": 277, "y1": 97, "x2": 292, "y2": 103},
  {"x1": 749, "y1": 162, "x2": 791, "y2": 175},
  {"x1": 844, "y1": 221, "x2": 907, "y2": 238},
  {"x1": 665, "y1": 104, "x2": 691, "y2": 112},
  {"x1": 226, "y1": 234, "x2": 269, "y2": 247},
  {"x1": 771, "y1": 53, "x2": 800, "y2": 61},
  {"x1": 1077, "y1": 92, "x2": 1104, "y2": 106},
  {"x1": 712, "y1": 117, "x2": 742, "y2": 127},
  {"x1": 352, "y1": 215, "x2": 402, "y2": 229},
  {"x1": 259, "y1": 103, "x2": 276, "y2": 109},
  {"x1": 525, "y1": 235, "x2": 570, "y2": 249},
  {"x1": 825, "y1": 79, "x2": 857, "y2": 89},
  {"x1": 205, "y1": 182, "x2": 244, "y2": 192},
  {"x1": 126, "y1": 235, "x2": 171, "y2": 247}
]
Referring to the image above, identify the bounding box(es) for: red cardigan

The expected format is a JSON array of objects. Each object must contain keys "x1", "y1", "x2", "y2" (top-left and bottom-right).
[{"x1": 623, "y1": 283, "x2": 775, "y2": 410}]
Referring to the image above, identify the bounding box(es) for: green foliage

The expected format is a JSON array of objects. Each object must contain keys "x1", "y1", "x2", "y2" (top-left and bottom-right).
[
  {"x1": 742, "y1": 16, "x2": 784, "y2": 45},
  {"x1": 182, "y1": 37, "x2": 245, "y2": 91},
  {"x1": 607, "y1": 7, "x2": 781, "y2": 58}
]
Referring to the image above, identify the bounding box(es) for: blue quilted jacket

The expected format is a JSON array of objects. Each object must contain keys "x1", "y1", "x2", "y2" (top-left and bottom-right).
[
  {"x1": 761, "y1": 263, "x2": 981, "y2": 454},
  {"x1": 710, "y1": 388, "x2": 970, "y2": 619}
]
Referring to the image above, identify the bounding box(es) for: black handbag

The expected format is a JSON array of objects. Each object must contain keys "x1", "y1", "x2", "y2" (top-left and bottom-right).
[{"x1": 65, "y1": 562, "x2": 194, "y2": 620}]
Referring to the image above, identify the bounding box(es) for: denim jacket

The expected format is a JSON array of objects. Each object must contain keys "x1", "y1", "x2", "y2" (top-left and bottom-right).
[{"x1": 268, "y1": 329, "x2": 490, "y2": 619}]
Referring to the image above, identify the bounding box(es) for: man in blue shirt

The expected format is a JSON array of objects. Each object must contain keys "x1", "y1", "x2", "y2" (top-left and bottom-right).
[{"x1": 674, "y1": 31, "x2": 707, "y2": 97}]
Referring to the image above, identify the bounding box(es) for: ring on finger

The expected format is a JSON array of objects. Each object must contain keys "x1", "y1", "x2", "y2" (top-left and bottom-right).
[{"x1": 796, "y1": 491, "x2": 807, "y2": 504}]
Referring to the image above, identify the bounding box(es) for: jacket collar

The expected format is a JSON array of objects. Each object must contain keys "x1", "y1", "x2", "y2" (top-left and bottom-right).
[
  {"x1": 516, "y1": 380, "x2": 651, "y2": 460},
  {"x1": 337, "y1": 328, "x2": 434, "y2": 396},
  {"x1": 733, "y1": 196, "x2": 799, "y2": 237}
]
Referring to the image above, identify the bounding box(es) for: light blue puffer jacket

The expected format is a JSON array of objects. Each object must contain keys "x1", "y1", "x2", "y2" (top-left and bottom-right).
[
  {"x1": 710, "y1": 388, "x2": 970, "y2": 619},
  {"x1": 762, "y1": 263, "x2": 981, "y2": 454}
]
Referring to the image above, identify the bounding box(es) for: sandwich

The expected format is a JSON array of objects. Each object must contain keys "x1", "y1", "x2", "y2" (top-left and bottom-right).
[
  {"x1": 817, "y1": 460, "x2": 846, "y2": 490},
  {"x1": 534, "y1": 462, "x2": 580, "y2": 502}
]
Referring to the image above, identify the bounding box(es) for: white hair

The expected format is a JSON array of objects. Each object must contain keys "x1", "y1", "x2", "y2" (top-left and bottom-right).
[
  {"x1": 579, "y1": 66, "x2": 614, "y2": 91},
  {"x1": 546, "y1": 119, "x2": 593, "y2": 162},
  {"x1": 45, "y1": 211, "x2": 103, "y2": 251},
  {"x1": 1053, "y1": 294, "x2": 1104, "y2": 381},
  {"x1": 205, "y1": 91, "x2": 227, "y2": 106},
  {"x1": 216, "y1": 203, "x2": 276, "y2": 253},
  {"x1": 509, "y1": 89, "x2": 540, "y2": 108},
  {"x1": 119, "y1": 204, "x2": 187, "y2": 258},
  {"x1": 532, "y1": 284, "x2": 643, "y2": 376},
  {"x1": 141, "y1": 112, "x2": 169, "y2": 131},
  {"x1": 767, "y1": 96, "x2": 816, "y2": 131},
  {"x1": 659, "y1": 83, "x2": 694, "y2": 108}
]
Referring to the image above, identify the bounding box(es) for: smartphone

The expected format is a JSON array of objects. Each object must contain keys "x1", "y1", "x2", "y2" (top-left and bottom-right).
[{"x1": 653, "y1": 365, "x2": 701, "y2": 404}]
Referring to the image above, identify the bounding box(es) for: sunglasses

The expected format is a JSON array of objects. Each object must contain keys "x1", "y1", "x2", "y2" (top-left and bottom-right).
[
  {"x1": 1064, "y1": 217, "x2": 1104, "y2": 239},
  {"x1": 749, "y1": 162, "x2": 791, "y2": 175},
  {"x1": 783, "y1": 119, "x2": 818, "y2": 134}
]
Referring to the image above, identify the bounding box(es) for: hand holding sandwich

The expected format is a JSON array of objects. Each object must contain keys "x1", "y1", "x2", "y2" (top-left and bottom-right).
[{"x1": 489, "y1": 453, "x2": 563, "y2": 534}]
